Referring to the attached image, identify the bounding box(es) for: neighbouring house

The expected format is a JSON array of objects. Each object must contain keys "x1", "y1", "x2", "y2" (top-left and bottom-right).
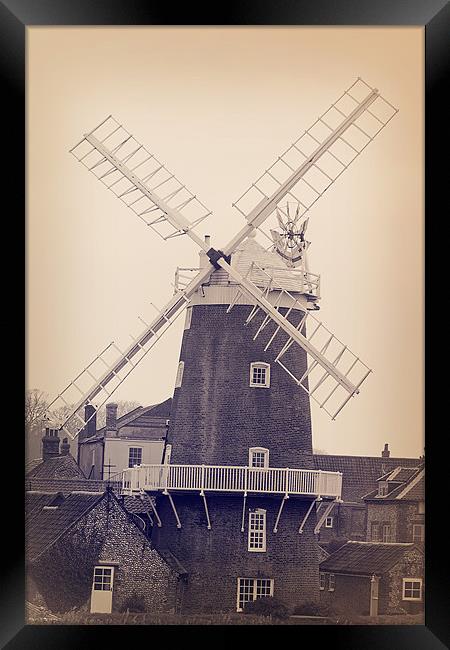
[
  {"x1": 319, "y1": 541, "x2": 424, "y2": 616},
  {"x1": 77, "y1": 399, "x2": 171, "y2": 481},
  {"x1": 26, "y1": 488, "x2": 187, "y2": 616},
  {"x1": 26, "y1": 428, "x2": 87, "y2": 483},
  {"x1": 26, "y1": 427, "x2": 157, "y2": 539},
  {"x1": 363, "y1": 464, "x2": 425, "y2": 544},
  {"x1": 314, "y1": 445, "x2": 421, "y2": 548}
]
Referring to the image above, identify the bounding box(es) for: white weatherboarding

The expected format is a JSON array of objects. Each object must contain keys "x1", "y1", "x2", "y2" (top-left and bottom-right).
[{"x1": 47, "y1": 78, "x2": 398, "y2": 439}]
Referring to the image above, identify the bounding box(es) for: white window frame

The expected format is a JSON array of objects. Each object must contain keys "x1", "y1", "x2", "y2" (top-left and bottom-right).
[
  {"x1": 382, "y1": 523, "x2": 391, "y2": 542},
  {"x1": 328, "y1": 573, "x2": 336, "y2": 592},
  {"x1": 371, "y1": 523, "x2": 380, "y2": 542},
  {"x1": 402, "y1": 578, "x2": 423, "y2": 601},
  {"x1": 378, "y1": 482, "x2": 388, "y2": 496},
  {"x1": 412, "y1": 524, "x2": 424, "y2": 543},
  {"x1": 249, "y1": 362, "x2": 270, "y2": 388},
  {"x1": 236, "y1": 578, "x2": 274, "y2": 612},
  {"x1": 184, "y1": 307, "x2": 192, "y2": 330},
  {"x1": 92, "y1": 565, "x2": 115, "y2": 592},
  {"x1": 319, "y1": 572, "x2": 326, "y2": 591},
  {"x1": 249, "y1": 447, "x2": 269, "y2": 469},
  {"x1": 128, "y1": 447, "x2": 143, "y2": 468},
  {"x1": 248, "y1": 509, "x2": 267, "y2": 552},
  {"x1": 325, "y1": 516, "x2": 333, "y2": 528},
  {"x1": 175, "y1": 361, "x2": 184, "y2": 388}
]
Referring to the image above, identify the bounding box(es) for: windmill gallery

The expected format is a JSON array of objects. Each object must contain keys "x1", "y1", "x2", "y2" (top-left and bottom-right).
[{"x1": 28, "y1": 78, "x2": 419, "y2": 618}]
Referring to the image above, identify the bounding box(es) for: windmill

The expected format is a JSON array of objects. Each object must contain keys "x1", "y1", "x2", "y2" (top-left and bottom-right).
[
  {"x1": 48, "y1": 77, "x2": 397, "y2": 440},
  {"x1": 44, "y1": 78, "x2": 398, "y2": 612}
]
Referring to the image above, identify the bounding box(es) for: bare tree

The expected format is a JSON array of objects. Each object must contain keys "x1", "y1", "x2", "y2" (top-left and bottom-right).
[
  {"x1": 26, "y1": 392, "x2": 143, "y2": 459},
  {"x1": 25, "y1": 389, "x2": 49, "y2": 433}
]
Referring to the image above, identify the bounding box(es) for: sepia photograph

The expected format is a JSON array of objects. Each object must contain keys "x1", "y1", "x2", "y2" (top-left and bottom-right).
[{"x1": 25, "y1": 25, "x2": 425, "y2": 627}]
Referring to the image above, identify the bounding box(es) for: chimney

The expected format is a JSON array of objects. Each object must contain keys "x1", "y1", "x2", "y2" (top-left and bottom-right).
[
  {"x1": 42, "y1": 428, "x2": 60, "y2": 461},
  {"x1": 60, "y1": 437, "x2": 71, "y2": 456},
  {"x1": 106, "y1": 403, "x2": 118, "y2": 436},
  {"x1": 381, "y1": 443, "x2": 390, "y2": 458},
  {"x1": 77, "y1": 404, "x2": 97, "y2": 464},
  {"x1": 79, "y1": 404, "x2": 97, "y2": 441}
]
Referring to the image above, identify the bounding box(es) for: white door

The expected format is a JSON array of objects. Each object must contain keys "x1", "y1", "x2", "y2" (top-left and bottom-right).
[{"x1": 90, "y1": 566, "x2": 114, "y2": 613}]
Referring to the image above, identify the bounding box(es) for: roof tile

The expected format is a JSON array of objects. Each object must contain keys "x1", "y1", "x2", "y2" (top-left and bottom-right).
[{"x1": 320, "y1": 541, "x2": 422, "y2": 575}]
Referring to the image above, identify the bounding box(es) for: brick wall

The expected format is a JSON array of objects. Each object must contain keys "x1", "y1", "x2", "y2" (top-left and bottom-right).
[
  {"x1": 28, "y1": 492, "x2": 182, "y2": 614},
  {"x1": 320, "y1": 573, "x2": 371, "y2": 615},
  {"x1": 366, "y1": 502, "x2": 398, "y2": 541},
  {"x1": 152, "y1": 493, "x2": 320, "y2": 614},
  {"x1": 366, "y1": 502, "x2": 424, "y2": 543},
  {"x1": 78, "y1": 439, "x2": 104, "y2": 480},
  {"x1": 167, "y1": 304, "x2": 314, "y2": 469},
  {"x1": 318, "y1": 502, "x2": 367, "y2": 546},
  {"x1": 382, "y1": 547, "x2": 424, "y2": 615}
]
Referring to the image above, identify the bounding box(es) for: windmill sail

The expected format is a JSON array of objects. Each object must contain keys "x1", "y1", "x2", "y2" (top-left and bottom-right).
[
  {"x1": 54, "y1": 77, "x2": 397, "y2": 433},
  {"x1": 48, "y1": 265, "x2": 214, "y2": 439},
  {"x1": 223, "y1": 259, "x2": 371, "y2": 420},
  {"x1": 70, "y1": 116, "x2": 212, "y2": 245},
  {"x1": 231, "y1": 77, "x2": 398, "y2": 243}
]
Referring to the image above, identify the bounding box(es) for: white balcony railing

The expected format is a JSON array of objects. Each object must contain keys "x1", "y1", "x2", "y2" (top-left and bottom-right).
[{"x1": 121, "y1": 464, "x2": 342, "y2": 500}]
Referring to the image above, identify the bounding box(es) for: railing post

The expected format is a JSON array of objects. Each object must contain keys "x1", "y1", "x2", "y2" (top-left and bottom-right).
[
  {"x1": 285, "y1": 467, "x2": 290, "y2": 495},
  {"x1": 317, "y1": 469, "x2": 322, "y2": 499},
  {"x1": 201, "y1": 464, "x2": 205, "y2": 493}
]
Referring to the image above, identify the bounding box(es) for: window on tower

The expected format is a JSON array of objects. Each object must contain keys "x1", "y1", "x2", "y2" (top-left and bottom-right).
[
  {"x1": 249, "y1": 362, "x2": 270, "y2": 388},
  {"x1": 175, "y1": 361, "x2": 184, "y2": 388},
  {"x1": 184, "y1": 307, "x2": 192, "y2": 330},
  {"x1": 249, "y1": 447, "x2": 269, "y2": 468},
  {"x1": 248, "y1": 509, "x2": 267, "y2": 552}
]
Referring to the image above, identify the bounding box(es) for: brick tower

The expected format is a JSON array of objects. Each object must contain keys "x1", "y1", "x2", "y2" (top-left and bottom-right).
[{"x1": 149, "y1": 235, "x2": 340, "y2": 613}]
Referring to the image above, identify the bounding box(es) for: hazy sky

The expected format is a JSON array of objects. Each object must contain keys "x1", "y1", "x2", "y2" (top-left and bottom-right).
[{"x1": 27, "y1": 27, "x2": 424, "y2": 458}]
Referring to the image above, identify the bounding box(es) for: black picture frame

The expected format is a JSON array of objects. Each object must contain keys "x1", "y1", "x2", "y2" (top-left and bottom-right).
[{"x1": 3, "y1": 1, "x2": 448, "y2": 647}]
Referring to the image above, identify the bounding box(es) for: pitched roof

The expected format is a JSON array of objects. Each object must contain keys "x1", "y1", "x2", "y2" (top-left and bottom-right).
[
  {"x1": 320, "y1": 541, "x2": 422, "y2": 575},
  {"x1": 26, "y1": 454, "x2": 87, "y2": 480},
  {"x1": 25, "y1": 458, "x2": 42, "y2": 474},
  {"x1": 232, "y1": 236, "x2": 306, "y2": 292},
  {"x1": 206, "y1": 235, "x2": 311, "y2": 293},
  {"x1": 81, "y1": 398, "x2": 171, "y2": 444},
  {"x1": 313, "y1": 454, "x2": 420, "y2": 502},
  {"x1": 364, "y1": 466, "x2": 424, "y2": 501},
  {"x1": 121, "y1": 493, "x2": 155, "y2": 514},
  {"x1": 26, "y1": 491, "x2": 104, "y2": 562},
  {"x1": 377, "y1": 467, "x2": 418, "y2": 483}
]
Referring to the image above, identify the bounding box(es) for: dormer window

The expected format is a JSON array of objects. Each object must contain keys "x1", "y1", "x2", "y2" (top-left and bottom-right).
[
  {"x1": 249, "y1": 447, "x2": 269, "y2": 468},
  {"x1": 250, "y1": 362, "x2": 270, "y2": 388},
  {"x1": 378, "y1": 482, "x2": 388, "y2": 496}
]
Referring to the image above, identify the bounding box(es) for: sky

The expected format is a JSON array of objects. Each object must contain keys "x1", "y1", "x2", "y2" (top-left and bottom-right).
[{"x1": 26, "y1": 26, "x2": 424, "y2": 458}]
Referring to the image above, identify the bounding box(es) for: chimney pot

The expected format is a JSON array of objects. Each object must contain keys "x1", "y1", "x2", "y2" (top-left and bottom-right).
[
  {"x1": 41, "y1": 428, "x2": 60, "y2": 461},
  {"x1": 60, "y1": 437, "x2": 71, "y2": 456},
  {"x1": 106, "y1": 403, "x2": 118, "y2": 435},
  {"x1": 381, "y1": 443, "x2": 390, "y2": 459}
]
